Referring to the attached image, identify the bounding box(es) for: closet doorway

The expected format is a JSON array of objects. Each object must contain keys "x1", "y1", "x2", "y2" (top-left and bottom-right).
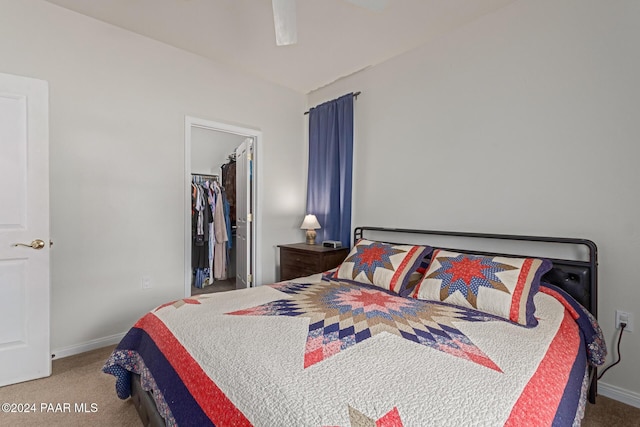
[{"x1": 184, "y1": 116, "x2": 261, "y2": 297}]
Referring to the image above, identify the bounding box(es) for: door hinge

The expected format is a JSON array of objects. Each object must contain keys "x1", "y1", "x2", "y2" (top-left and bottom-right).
[
  {"x1": 247, "y1": 213, "x2": 253, "y2": 222},
  {"x1": 248, "y1": 152, "x2": 253, "y2": 161},
  {"x1": 247, "y1": 274, "x2": 253, "y2": 284}
]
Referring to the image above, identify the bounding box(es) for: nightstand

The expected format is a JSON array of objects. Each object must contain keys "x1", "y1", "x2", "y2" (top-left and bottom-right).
[{"x1": 278, "y1": 243, "x2": 349, "y2": 281}]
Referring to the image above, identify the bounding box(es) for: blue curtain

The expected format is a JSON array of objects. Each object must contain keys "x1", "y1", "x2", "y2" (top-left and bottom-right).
[{"x1": 306, "y1": 93, "x2": 354, "y2": 248}]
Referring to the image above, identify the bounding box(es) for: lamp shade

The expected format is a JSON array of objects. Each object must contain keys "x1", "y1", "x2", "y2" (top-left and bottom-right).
[{"x1": 300, "y1": 214, "x2": 321, "y2": 230}]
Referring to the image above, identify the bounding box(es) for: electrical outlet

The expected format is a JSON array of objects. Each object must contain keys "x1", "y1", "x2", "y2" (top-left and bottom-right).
[
  {"x1": 615, "y1": 310, "x2": 634, "y2": 333},
  {"x1": 142, "y1": 275, "x2": 152, "y2": 290}
]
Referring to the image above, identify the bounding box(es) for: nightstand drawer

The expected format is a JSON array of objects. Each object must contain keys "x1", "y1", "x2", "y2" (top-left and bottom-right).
[
  {"x1": 278, "y1": 243, "x2": 349, "y2": 281},
  {"x1": 280, "y1": 252, "x2": 320, "y2": 270},
  {"x1": 281, "y1": 264, "x2": 318, "y2": 280}
]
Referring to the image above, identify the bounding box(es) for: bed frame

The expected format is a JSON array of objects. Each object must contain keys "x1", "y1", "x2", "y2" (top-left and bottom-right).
[
  {"x1": 130, "y1": 227, "x2": 599, "y2": 425},
  {"x1": 354, "y1": 227, "x2": 599, "y2": 404}
]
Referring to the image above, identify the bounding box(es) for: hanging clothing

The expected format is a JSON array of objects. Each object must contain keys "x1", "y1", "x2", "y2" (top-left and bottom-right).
[
  {"x1": 213, "y1": 185, "x2": 229, "y2": 280},
  {"x1": 222, "y1": 189, "x2": 232, "y2": 250},
  {"x1": 191, "y1": 177, "x2": 216, "y2": 288},
  {"x1": 222, "y1": 161, "x2": 237, "y2": 226},
  {"x1": 205, "y1": 182, "x2": 216, "y2": 285},
  {"x1": 191, "y1": 175, "x2": 231, "y2": 287},
  {"x1": 191, "y1": 183, "x2": 212, "y2": 270}
]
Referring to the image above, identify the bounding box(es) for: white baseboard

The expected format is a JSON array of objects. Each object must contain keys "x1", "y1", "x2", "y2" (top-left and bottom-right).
[
  {"x1": 598, "y1": 382, "x2": 640, "y2": 409},
  {"x1": 51, "y1": 332, "x2": 126, "y2": 360}
]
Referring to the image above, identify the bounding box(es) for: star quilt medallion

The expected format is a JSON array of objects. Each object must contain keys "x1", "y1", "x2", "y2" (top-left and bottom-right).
[{"x1": 228, "y1": 279, "x2": 502, "y2": 371}]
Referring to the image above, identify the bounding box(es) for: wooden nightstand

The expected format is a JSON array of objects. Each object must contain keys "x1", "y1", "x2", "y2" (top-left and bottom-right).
[{"x1": 278, "y1": 243, "x2": 349, "y2": 281}]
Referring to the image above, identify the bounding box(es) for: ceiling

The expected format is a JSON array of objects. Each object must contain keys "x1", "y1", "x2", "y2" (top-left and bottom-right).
[{"x1": 44, "y1": 0, "x2": 516, "y2": 94}]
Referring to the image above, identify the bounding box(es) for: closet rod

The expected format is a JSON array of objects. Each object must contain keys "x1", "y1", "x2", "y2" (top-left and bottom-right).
[
  {"x1": 191, "y1": 173, "x2": 219, "y2": 180},
  {"x1": 303, "y1": 91, "x2": 361, "y2": 116}
]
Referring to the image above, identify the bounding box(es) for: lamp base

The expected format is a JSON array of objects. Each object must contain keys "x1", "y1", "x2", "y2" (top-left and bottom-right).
[{"x1": 305, "y1": 229, "x2": 317, "y2": 245}]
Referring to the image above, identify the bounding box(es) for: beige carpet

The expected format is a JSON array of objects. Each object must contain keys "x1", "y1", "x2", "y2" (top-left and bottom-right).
[
  {"x1": 0, "y1": 346, "x2": 138, "y2": 427},
  {"x1": 584, "y1": 395, "x2": 640, "y2": 427},
  {"x1": 191, "y1": 278, "x2": 236, "y2": 296},
  {"x1": 0, "y1": 345, "x2": 639, "y2": 426}
]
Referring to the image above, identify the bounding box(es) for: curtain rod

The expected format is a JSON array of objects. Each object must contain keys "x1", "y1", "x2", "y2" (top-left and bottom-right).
[{"x1": 303, "y1": 91, "x2": 361, "y2": 116}]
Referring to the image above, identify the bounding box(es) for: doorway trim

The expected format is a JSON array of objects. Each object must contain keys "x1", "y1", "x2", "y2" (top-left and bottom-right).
[{"x1": 184, "y1": 116, "x2": 262, "y2": 297}]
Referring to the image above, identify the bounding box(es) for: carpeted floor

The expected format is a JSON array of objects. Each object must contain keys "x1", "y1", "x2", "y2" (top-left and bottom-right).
[
  {"x1": 191, "y1": 278, "x2": 236, "y2": 296},
  {"x1": 0, "y1": 345, "x2": 638, "y2": 426},
  {"x1": 0, "y1": 346, "x2": 138, "y2": 426},
  {"x1": 584, "y1": 395, "x2": 640, "y2": 427}
]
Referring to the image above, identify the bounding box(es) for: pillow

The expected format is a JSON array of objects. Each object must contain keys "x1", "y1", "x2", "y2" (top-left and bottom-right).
[
  {"x1": 410, "y1": 249, "x2": 552, "y2": 326},
  {"x1": 321, "y1": 266, "x2": 339, "y2": 280},
  {"x1": 404, "y1": 256, "x2": 431, "y2": 296},
  {"x1": 336, "y1": 239, "x2": 432, "y2": 295}
]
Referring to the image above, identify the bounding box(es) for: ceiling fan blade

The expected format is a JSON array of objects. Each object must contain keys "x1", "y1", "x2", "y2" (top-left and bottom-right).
[
  {"x1": 344, "y1": 0, "x2": 389, "y2": 12},
  {"x1": 272, "y1": 0, "x2": 297, "y2": 46}
]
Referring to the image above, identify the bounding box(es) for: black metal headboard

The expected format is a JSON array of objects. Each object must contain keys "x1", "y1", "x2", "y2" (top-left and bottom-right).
[
  {"x1": 354, "y1": 226, "x2": 599, "y2": 402},
  {"x1": 354, "y1": 227, "x2": 598, "y2": 317}
]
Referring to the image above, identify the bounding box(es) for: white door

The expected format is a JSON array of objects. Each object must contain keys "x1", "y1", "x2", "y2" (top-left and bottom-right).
[
  {"x1": 0, "y1": 72, "x2": 50, "y2": 386},
  {"x1": 235, "y1": 138, "x2": 253, "y2": 289}
]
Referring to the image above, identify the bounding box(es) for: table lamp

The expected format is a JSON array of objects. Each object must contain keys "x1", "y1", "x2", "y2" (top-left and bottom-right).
[{"x1": 300, "y1": 214, "x2": 321, "y2": 245}]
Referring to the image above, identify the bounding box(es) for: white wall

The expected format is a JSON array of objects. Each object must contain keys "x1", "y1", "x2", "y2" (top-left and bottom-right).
[
  {"x1": 0, "y1": 0, "x2": 306, "y2": 355},
  {"x1": 191, "y1": 127, "x2": 245, "y2": 177},
  {"x1": 308, "y1": 0, "x2": 640, "y2": 405}
]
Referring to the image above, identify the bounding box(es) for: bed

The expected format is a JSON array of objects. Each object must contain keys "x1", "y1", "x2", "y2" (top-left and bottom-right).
[{"x1": 103, "y1": 227, "x2": 607, "y2": 426}]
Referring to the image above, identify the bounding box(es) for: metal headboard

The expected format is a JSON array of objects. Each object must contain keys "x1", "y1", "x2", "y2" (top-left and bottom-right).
[{"x1": 353, "y1": 226, "x2": 599, "y2": 403}]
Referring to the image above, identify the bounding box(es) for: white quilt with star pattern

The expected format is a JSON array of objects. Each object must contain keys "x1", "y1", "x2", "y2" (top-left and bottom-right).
[{"x1": 104, "y1": 274, "x2": 592, "y2": 427}]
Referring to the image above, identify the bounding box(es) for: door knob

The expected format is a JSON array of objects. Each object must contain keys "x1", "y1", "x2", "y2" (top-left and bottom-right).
[{"x1": 13, "y1": 239, "x2": 46, "y2": 250}]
